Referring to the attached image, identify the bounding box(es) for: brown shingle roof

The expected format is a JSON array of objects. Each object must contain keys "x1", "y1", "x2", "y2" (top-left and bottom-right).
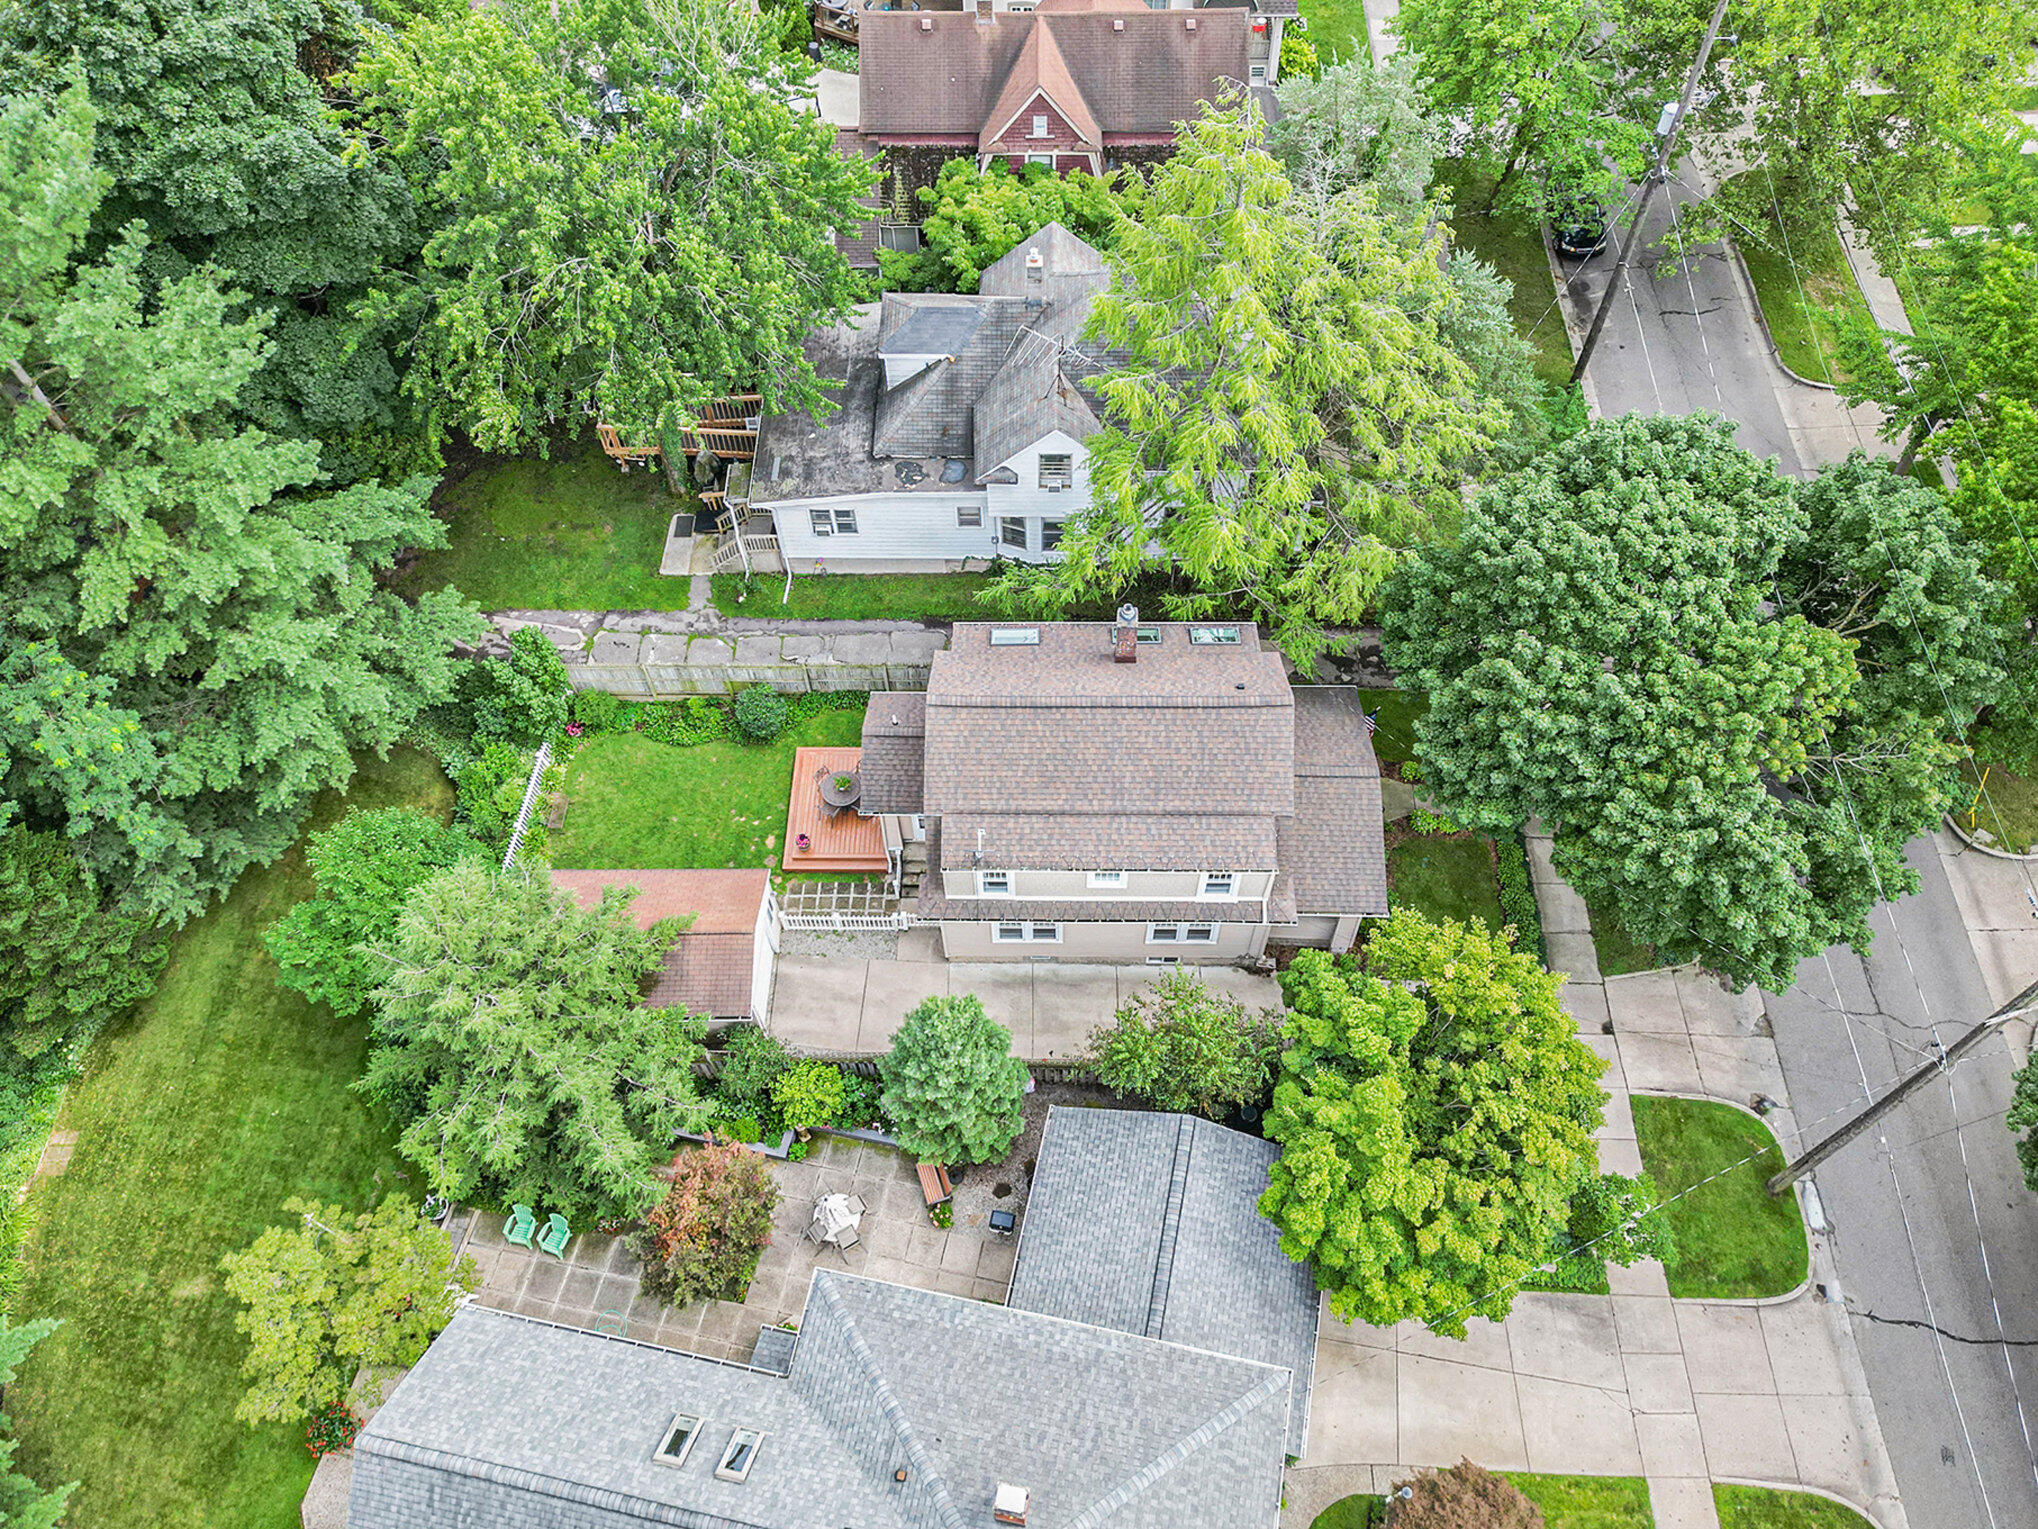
[
  {"x1": 860, "y1": 692, "x2": 927, "y2": 814},
  {"x1": 938, "y1": 812, "x2": 1277, "y2": 872},
  {"x1": 1280, "y1": 689, "x2": 1388, "y2": 916},
  {"x1": 547, "y1": 870, "x2": 769, "y2": 1017},
  {"x1": 978, "y1": 20, "x2": 1104, "y2": 152},
  {"x1": 859, "y1": 10, "x2": 1249, "y2": 140}
]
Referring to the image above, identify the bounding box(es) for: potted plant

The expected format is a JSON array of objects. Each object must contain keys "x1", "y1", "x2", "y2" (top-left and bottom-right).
[
  {"x1": 832, "y1": 773, "x2": 855, "y2": 793},
  {"x1": 795, "y1": 832, "x2": 811, "y2": 852}
]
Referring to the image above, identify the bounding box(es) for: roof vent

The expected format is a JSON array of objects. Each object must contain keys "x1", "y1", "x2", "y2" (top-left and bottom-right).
[
  {"x1": 1185, "y1": 14, "x2": 1197, "y2": 28},
  {"x1": 920, "y1": 14, "x2": 933, "y2": 29},
  {"x1": 995, "y1": 1483, "x2": 1030, "y2": 1526},
  {"x1": 1024, "y1": 247, "x2": 1044, "y2": 283},
  {"x1": 1113, "y1": 15, "x2": 1124, "y2": 27}
]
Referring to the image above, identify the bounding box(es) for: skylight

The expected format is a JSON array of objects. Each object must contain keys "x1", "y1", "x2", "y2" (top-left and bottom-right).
[
  {"x1": 654, "y1": 1414, "x2": 702, "y2": 1468},
  {"x1": 715, "y1": 1427, "x2": 765, "y2": 1483},
  {"x1": 1188, "y1": 625, "x2": 1240, "y2": 645},
  {"x1": 988, "y1": 628, "x2": 1039, "y2": 646}
]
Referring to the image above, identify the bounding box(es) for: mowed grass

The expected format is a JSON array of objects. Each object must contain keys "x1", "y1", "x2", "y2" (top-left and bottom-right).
[
  {"x1": 1957, "y1": 754, "x2": 2038, "y2": 854},
  {"x1": 1509, "y1": 1473, "x2": 1657, "y2": 1528},
  {"x1": 1589, "y1": 898, "x2": 1663, "y2": 977},
  {"x1": 8, "y1": 749, "x2": 444, "y2": 1529},
  {"x1": 1437, "y1": 158, "x2": 1577, "y2": 391},
  {"x1": 549, "y1": 705, "x2": 868, "y2": 870},
  {"x1": 1732, "y1": 204, "x2": 1871, "y2": 387},
  {"x1": 1297, "y1": 0, "x2": 1370, "y2": 65},
  {"x1": 711, "y1": 572, "x2": 1002, "y2": 623},
  {"x1": 1387, "y1": 832, "x2": 1507, "y2": 933},
  {"x1": 1362, "y1": 688, "x2": 1429, "y2": 766},
  {"x1": 1633, "y1": 1095, "x2": 1810, "y2": 1300},
  {"x1": 1715, "y1": 1485, "x2": 1875, "y2": 1529},
  {"x1": 396, "y1": 440, "x2": 690, "y2": 611}
]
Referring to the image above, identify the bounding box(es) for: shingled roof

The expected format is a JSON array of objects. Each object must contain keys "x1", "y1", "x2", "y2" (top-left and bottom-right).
[
  {"x1": 350, "y1": 1272, "x2": 1291, "y2": 1529},
  {"x1": 548, "y1": 869, "x2": 769, "y2": 1018},
  {"x1": 860, "y1": 691, "x2": 927, "y2": 814},
  {"x1": 859, "y1": 9, "x2": 1250, "y2": 141},
  {"x1": 1282, "y1": 687, "x2": 1388, "y2": 917},
  {"x1": 1006, "y1": 1109, "x2": 1321, "y2": 1459},
  {"x1": 978, "y1": 19, "x2": 1104, "y2": 153}
]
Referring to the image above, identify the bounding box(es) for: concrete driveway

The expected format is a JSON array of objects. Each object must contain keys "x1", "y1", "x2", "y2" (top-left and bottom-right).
[{"x1": 766, "y1": 956, "x2": 1282, "y2": 1061}]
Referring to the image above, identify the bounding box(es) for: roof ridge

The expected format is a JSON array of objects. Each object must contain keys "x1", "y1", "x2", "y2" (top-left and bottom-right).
[
  {"x1": 924, "y1": 696, "x2": 1290, "y2": 710},
  {"x1": 807, "y1": 1272, "x2": 968, "y2": 1529},
  {"x1": 1058, "y1": 1367, "x2": 1291, "y2": 1529},
  {"x1": 1143, "y1": 1115, "x2": 1195, "y2": 1340}
]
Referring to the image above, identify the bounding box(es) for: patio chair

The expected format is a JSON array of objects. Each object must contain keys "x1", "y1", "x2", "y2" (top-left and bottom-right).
[
  {"x1": 844, "y1": 1194, "x2": 866, "y2": 1217},
  {"x1": 504, "y1": 1203, "x2": 536, "y2": 1248},
  {"x1": 833, "y1": 1228, "x2": 860, "y2": 1258},
  {"x1": 538, "y1": 1212, "x2": 571, "y2": 1258}
]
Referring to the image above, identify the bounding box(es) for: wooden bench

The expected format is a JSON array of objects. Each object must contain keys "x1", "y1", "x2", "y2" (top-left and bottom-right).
[{"x1": 916, "y1": 1162, "x2": 952, "y2": 1208}]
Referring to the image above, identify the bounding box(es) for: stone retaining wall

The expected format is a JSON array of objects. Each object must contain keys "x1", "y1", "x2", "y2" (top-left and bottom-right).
[{"x1": 570, "y1": 628, "x2": 948, "y2": 697}]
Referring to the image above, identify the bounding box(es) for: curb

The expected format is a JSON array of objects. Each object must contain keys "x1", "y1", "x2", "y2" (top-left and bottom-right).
[
  {"x1": 1943, "y1": 811, "x2": 2038, "y2": 861},
  {"x1": 1714, "y1": 1477, "x2": 1899, "y2": 1529},
  {"x1": 1725, "y1": 235, "x2": 1839, "y2": 392}
]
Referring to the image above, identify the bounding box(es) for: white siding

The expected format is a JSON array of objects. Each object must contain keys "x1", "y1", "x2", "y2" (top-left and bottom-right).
[
  {"x1": 750, "y1": 889, "x2": 778, "y2": 1024},
  {"x1": 984, "y1": 430, "x2": 1088, "y2": 529},
  {"x1": 768, "y1": 491, "x2": 993, "y2": 568},
  {"x1": 939, "y1": 919, "x2": 1267, "y2": 963},
  {"x1": 940, "y1": 867, "x2": 1276, "y2": 901}
]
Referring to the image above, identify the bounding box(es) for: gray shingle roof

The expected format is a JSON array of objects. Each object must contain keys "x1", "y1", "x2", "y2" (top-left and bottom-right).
[
  {"x1": 1283, "y1": 688, "x2": 1388, "y2": 917},
  {"x1": 351, "y1": 1273, "x2": 1290, "y2": 1529},
  {"x1": 860, "y1": 693, "x2": 928, "y2": 814},
  {"x1": 1006, "y1": 1110, "x2": 1321, "y2": 1458},
  {"x1": 937, "y1": 812, "x2": 1277, "y2": 873}
]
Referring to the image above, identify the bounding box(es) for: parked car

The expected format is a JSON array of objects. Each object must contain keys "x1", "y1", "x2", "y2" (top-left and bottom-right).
[{"x1": 1551, "y1": 194, "x2": 1611, "y2": 260}]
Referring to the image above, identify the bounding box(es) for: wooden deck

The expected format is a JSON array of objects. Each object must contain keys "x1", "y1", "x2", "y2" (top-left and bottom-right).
[{"x1": 783, "y1": 747, "x2": 887, "y2": 873}]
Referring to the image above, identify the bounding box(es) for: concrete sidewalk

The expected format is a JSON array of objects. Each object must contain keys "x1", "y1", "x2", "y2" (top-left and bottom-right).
[{"x1": 766, "y1": 956, "x2": 1283, "y2": 1061}]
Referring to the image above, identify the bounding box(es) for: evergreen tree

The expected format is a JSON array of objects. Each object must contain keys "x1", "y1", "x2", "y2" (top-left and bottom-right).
[
  {"x1": 879, "y1": 995, "x2": 1028, "y2": 1165},
  {"x1": 0, "y1": 1318, "x2": 73, "y2": 1528}
]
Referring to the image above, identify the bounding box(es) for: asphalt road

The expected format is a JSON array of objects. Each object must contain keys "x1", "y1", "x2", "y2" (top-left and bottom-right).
[{"x1": 1766, "y1": 840, "x2": 2038, "y2": 1529}]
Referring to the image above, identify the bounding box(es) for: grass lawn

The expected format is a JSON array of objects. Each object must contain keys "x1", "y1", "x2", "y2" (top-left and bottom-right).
[
  {"x1": 1298, "y1": 0, "x2": 1369, "y2": 64},
  {"x1": 1362, "y1": 688, "x2": 1429, "y2": 767},
  {"x1": 396, "y1": 440, "x2": 689, "y2": 611},
  {"x1": 711, "y1": 571, "x2": 1002, "y2": 623},
  {"x1": 1589, "y1": 899, "x2": 1663, "y2": 976},
  {"x1": 550, "y1": 705, "x2": 868, "y2": 870},
  {"x1": 1308, "y1": 1493, "x2": 1382, "y2": 1529},
  {"x1": 1957, "y1": 755, "x2": 2038, "y2": 854},
  {"x1": 1387, "y1": 831, "x2": 1507, "y2": 933},
  {"x1": 7, "y1": 748, "x2": 443, "y2": 1529},
  {"x1": 1731, "y1": 198, "x2": 1871, "y2": 387},
  {"x1": 1509, "y1": 1473, "x2": 1657, "y2": 1528},
  {"x1": 1633, "y1": 1095, "x2": 1810, "y2": 1300},
  {"x1": 1437, "y1": 159, "x2": 1577, "y2": 391},
  {"x1": 1715, "y1": 1485, "x2": 1874, "y2": 1529}
]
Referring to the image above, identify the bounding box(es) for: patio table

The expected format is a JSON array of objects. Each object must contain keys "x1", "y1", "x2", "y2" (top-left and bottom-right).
[{"x1": 811, "y1": 1192, "x2": 863, "y2": 1245}]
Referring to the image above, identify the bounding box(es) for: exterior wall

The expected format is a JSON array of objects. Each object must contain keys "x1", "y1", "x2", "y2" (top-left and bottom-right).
[
  {"x1": 939, "y1": 867, "x2": 1278, "y2": 902},
  {"x1": 981, "y1": 90, "x2": 1100, "y2": 174},
  {"x1": 983, "y1": 428, "x2": 1089, "y2": 558},
  {"x1": 938, "y1": 918, "x2": 1267, "y2": 963},
  {"x1": 767, "y1": 491, "x2": 995, "y2": 567},
  {"x1": 751, "y1": 891, "x2": 779, "y2": 1025}
]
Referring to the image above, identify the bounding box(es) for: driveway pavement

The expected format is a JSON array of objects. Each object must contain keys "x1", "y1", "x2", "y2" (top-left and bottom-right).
[{"x1": 767, "y1": 955, "x2": 1282, "y2": 1061}]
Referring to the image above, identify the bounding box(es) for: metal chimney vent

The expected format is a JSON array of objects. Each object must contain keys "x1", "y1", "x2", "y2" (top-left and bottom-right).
[
  {"x1": 994, "y1": 1482, "x2": 1030, "y2": 1526},
  {"x1": 1116, "y1": 603, "x2": 1138, "y2": 626}
]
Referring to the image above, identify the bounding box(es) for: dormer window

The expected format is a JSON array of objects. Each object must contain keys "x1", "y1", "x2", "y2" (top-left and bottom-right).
[
  {"x1": 1038, "y1": 454, "x2": 1073, "y2": 490},
  {"x1": 1200, "y1": 871, "x2": 1236, "y2": 899},
  {"x1": 654, "y1": 1414, "x2": 702, "y2": 1468},
  {"x1": 1031, "y1": 113, "x2": 1050, "y2": 138},
  {"x1": 715, "y1": 1427, "x2": 764, "y2": 1483},
  {"x1": 979, "y1": 870, "x2": 1013, "y2": 896}
]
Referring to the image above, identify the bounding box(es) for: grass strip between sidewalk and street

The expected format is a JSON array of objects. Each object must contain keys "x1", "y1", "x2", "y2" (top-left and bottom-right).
[{"x1": 1633, "y1": 1095, "x2": 1810, "y2": 1300}]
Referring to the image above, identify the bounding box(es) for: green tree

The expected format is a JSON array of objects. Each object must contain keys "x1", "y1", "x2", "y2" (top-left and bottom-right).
[
  {"x1": 1087, "y1": 968, "x2": 1277, "y2": 1118},
  {"x1": 352, "y1": 0, "x2": 874, "y2": 452},
  {"x1": 0, "y1": 0, "x2": 438, "y2": 481},
  {"x1": 0, "y1": 829, "x2": 164, "y2": 1065},
  {"x1": 879, "y1": 994, "x2": 1029, "y2": 1165},
  {"x1": 1270, "y1": 54, "x2": 1444, "y2": 218},
  {"x1": 362, "y1": 862, "x2": 714, "y2": 1217},
  {"x1": 770, "y1": 1060, "x2": 846, "y2": 1131},
  {"x1": 1258, "y1": 917, "x2": 1608, "y2": 1335},
  {"x1": 218, "y1": 1196, "x2": 478, "y2": 1426},
  {"x1": 625, "y1": 1139, "x2": 780, "y2": 1307},
  {"x1": 0, "y1": 88, "x2": 481, "y2": 923},
  {"x1": 993, "y1": 94, "x2": 1501, "y2": 666},
  {"x1": 458, "y1": 628, "x2": 572, "y2": 748},
  {"x1": 877, "y1": 158, "x2": 1128, "y2": 294},
  {"x1": 2008, "y1": 1052, "x2": 2038, "y2": 1193},
  {"x1": 1383, "y1": 415, "x2": 1994, "y2": 991},
  {"x1": 1547, "y1": 1171, "x2": 1675, "y2": 1292},
  {"x1": 262, "y1": 808, "x2": 485, "y2": 1020},
  {"x1": 1393, "y1": 0, "x2": 1649, "y2": 218},
  {"x1": 0, "y1": 1317, "x2": 73, "y2": 1528}
]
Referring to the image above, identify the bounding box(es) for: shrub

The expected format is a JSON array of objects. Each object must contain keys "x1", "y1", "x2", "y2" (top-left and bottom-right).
[
  {"x1": 571, "y1": 688, "x2": 626, "y2": 733},
  {"x1": 1279, "y1": 34, "x2": 1320, "y2": 79},
  {"x1": 1545, "y1": 1172, "x2": 1675, "y2": 1292},
  {"x1": 1387, "y1": 1462, "x2": 1542, "y2": 1529},
  {"x1": 454, "y1": 741, "x2": 535, "y2": 855},
  {"x1": 771, "y1": 1060, "x2": 846, "y2": 1130},
  {"x1": 460, "y1": 626, "x2": 571, "y2": 746},
  {"x1": 1493, "y1": 834, "x2": 1545, "y2": 962},
  {"x1": 1408, "y1": 808, "x2": 1466, "y2": 835},
  {"x1": 839, "y1": 1071, "x2": 884, "y2": 1130},
  {"x1": 305, "y1": 1403, "x2": 362, "y2": 1458},
  {"x1": 733, "y1": 684, "x2": 790, "y2": 742},
  {"x1": 718, "y1": 1027, "x2": 793, "y2": 1115},
  {"x1": 879, "y1": 994, "x2": 1029, "y2": 1165},
  {"x1": 1088, "y1": 968, "x2": 1278, "y2": 1117},
  {"x1": 643, "y1": 695, "x2": 730, "y2": 747},
  {"x1": 627, "y1": 1140, "x2": 780, "y2": 1307}
]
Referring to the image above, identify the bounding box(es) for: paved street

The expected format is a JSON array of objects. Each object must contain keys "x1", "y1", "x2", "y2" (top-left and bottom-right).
[{"x1": 1765, "y1": 836, "x2": 2038, "y2": 1529}]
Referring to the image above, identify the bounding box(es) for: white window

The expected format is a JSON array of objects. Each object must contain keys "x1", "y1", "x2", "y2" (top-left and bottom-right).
[
  {"x1": 809, "y1": 507, "x2": 857, "y2": 536},
  {"x1": 978, "y1": 870, "x2": 1013, "y2": 896},
  {"x1": 878, "y1": 223, "x2": 922, "y2": 252},
  {"x1": 831, "y1": 507, "x2": 858, "y2": 535},
  {"x1": 1025, "y1": 153, "x2": 1054, "y2": 167},
  {"x1": 654, "y1": 1414, "x2": 703, "y2": 1468},
  {"x1": 1201, "y1": 871, "x2": 1237, "y2": 899},
  {"x1": 1148, "y1": 923, "x2": 1218, "y2": 944},
  {"x1": 715, "y1": 1428, "x2": 764, "y2": 1483},
  {"x1": 1000, "y1": 516, "x2": 1028, "y2": 550},
  {"x1": 1087, "y1": 870, "x2": 1126, "y2": 889},
  {"x1": 957, "y1": 505, "x2": 983, "y2": 528},
  {"x1": 1040, "y1": 518, "x2": 1064, "y2": 551},
  {"x1": 1249, "y1": 62, "x2": 1267, "y2": 83},
  {"x1": 1038, "y1": 454, "x2": 1073, "y2": 490},
  {"x1": 1189, "y1": 625, "x2": 1240, "y2": 644},
  {"x1": 1031, "y1": 113, "x2": 1050, "y2": 138},
  {"x1": 994, "y1": 921, "x2": 1061, "y2": 943}
]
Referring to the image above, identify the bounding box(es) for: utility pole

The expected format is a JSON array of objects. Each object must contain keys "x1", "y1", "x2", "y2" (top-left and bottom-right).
[
  {"x1": 1766, "y1": 975, "x2": 2038, "y2": 1195},
  {"x1": 1570, "y1": 0, "x2": 1732, "y2": 384}
]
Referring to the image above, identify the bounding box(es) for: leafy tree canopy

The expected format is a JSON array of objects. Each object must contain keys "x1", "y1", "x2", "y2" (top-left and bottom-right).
[
  {"x1": 352, "y1": 0, "x2": 876, "y2": 452},
  {"x1": 879, "y1": 994, "x2": 1029, "y2": 1165},
  {"x1": 0, "y1": 1317, "x2": 74, "y2": 1528},
  {"x1": 1258, "y1": 919, "x2": 1607, "y2": 1336},
  {"x1": 1087, "y1": 968, "x2": 1277, "y2": 1118},
  {"x1": 218, "y1": 1196, "x2": 478, "y2": 1426},
  {"x1": 990, "y1": 94, "x2": 1502, "y2": 666},
  {"x1": 878, "y1": 158, "x2": 1130, "y2": 294},
  {"x1": 0, "y1": 87, "x2": 482, "y2": 922},
  {"x1": 1270, "y1": 54, "x2": 1446, "y2": 219},
  {"x1": 362, "y1": 862, "x2": 714, "y2": 1217},
  {"x1": 1383, "y1": 414, "x2": 2001, "y2": 991},
  {"x1": 625, "y1": 1139, "x2": 779, "y2": 1307},
  {"x1": 263, "y1": 807, "x2": 486, "y2": 1020}
]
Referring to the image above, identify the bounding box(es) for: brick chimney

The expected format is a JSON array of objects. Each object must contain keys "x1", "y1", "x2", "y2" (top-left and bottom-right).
[
  {"x1": 993, "y1": 1483, "x2": 1030, "y2": 1526},
  {"x1": 1113, "y1": 603, "x2": 1138, "y2": 664}
]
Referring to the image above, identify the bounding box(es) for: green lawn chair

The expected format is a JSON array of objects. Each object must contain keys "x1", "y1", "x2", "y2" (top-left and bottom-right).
[
  {"x1": 504, "y1": 1203, "x2": 536, "y2": 1248},
  {"x1": 538, "y1": 1212, "x2": 571, "y2": 1259}
]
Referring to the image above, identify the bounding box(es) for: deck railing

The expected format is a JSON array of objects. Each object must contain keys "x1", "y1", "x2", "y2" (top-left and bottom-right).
[{"x1": 777, "y1": 879, "x2": 913, "y2": 932}]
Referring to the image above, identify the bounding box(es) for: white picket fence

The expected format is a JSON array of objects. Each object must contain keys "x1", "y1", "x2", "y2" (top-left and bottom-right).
[
  {"x1": 500, "y1": 740, "x2": 553, "y2": 869},
  {"x1": 777, "y1": 879, "x2": 913, "y2": 932}
]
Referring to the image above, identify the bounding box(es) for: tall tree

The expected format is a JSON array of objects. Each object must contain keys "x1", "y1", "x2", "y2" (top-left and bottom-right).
[
  {"x1": 993, "y1": 95, "x2": 1501, "y2": 666},
  {"x1": 1258, "y1": 918, "x2": 1610, "y2": 1336},
  {"x1": 352, "y1": 0, "x2": 875, "y2": 452},
  {"x1": 1383, "y1": 415, "x2": 1997, "y2": 991},
  {"x1": 879, "y1": 994, "x2": 1029, "y2": 1166},
  {"x1": 363, "y1": 863, "x2": 714, "y2": 1217},
  {"x1": 0, "y1": 88, "x2": 480, "y2": 922},
  {"x1": 0, "y1": 0, "x2": 439, "y2": 481},
  {"x1": 1270, "y1": 54, "x2": 1446, "y2": 219},
  {"x1": 0, "y1": 1317, "x2": 73, "y2": 1528},
  {"x1": 878, "y1": 158, "x2": 1129, "y2": 295}
]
